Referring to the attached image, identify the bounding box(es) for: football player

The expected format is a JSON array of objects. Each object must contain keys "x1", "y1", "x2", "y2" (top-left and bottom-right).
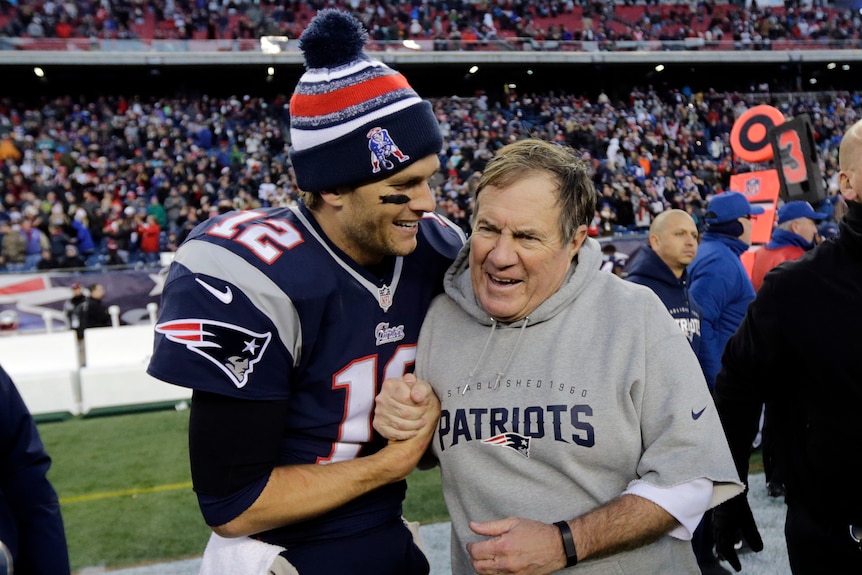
[{"x1": 147, "y1": 10, "x2": 464, "y2": 575}]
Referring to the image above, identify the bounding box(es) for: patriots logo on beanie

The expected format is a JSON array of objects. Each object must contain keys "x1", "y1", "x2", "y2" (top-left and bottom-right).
[{"x1": 288, "y1": 9, "x2": 442, "y2": 193}]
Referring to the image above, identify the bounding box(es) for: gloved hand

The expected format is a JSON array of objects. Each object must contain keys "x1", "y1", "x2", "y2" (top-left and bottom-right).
[{"x1": 713, "y1": 493, "x2": 764, "y2": 572}]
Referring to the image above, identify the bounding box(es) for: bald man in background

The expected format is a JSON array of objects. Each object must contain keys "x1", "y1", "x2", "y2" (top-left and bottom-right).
[{"x1": 626, "y1": 209, "x2": 703, "y2": 357}]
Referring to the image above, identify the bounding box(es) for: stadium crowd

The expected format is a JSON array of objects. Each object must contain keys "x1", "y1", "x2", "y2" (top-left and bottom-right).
[
  {"x1": 0, "y1": 83, "x2": 856, "y2": 272},
  {"x1": 1, "y1": 0, "x2": 861, "y2": 50}
]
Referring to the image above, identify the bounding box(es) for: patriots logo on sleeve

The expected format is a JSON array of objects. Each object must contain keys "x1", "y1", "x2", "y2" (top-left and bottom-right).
[
  {"x1": 155, "y1": 319, "x2": 272, "y2": 389},
  {"x1": 482, "y1": 432, "x2": 531, "y2": 458}
]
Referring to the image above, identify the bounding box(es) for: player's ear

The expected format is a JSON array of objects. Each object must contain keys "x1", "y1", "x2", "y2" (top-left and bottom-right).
[{"x1": 318, "y1": 189, "x2": 344, "y2": 207}]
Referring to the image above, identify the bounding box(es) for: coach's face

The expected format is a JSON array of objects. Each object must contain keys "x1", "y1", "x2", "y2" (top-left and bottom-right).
[{"x1": 470, "y1": 172, "x2": 585, "y2": 323}]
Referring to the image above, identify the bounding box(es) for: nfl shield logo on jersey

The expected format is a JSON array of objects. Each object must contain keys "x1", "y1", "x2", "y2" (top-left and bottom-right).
[{"x1": 377, "y1": 284, "x2": 393, "y2": 312}]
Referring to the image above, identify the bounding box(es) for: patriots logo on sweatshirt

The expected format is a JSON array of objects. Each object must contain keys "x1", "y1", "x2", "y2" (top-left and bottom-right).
[
  {"x1": 482, "y1": 432, "x2": 531, "y2": 458},
  {"x1": 155, "y1": 319, "x2": 272, "y2": 389}
]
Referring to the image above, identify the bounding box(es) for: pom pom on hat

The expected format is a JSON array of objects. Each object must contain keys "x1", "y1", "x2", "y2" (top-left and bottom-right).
[
  {"x1": 289, "y1": 9, "x2": 442, "y2": 193},
  {"x1": 299, "y1": 9, "x2": 368, "y2": 69}
]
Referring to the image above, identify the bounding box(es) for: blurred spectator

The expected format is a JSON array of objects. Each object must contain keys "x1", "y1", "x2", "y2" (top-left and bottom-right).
[
  {"x1": 57, "y1": 244, "x2": 86, "y2": 269},
  {"x1": 136, "y1": 214, "x2": 162, "y2": 265},
  {"x1": 146, "y1": 196, "x2": 168, "y2": 229},
  {"x1": 103, "y1": 240, "x2": 127, "y2": 267},
  {"x1": 0, "y1": 135, "x2": 20, "y2": 162},
  {"x1": 103, "y1": 206, "x2": 137, "y2": 264},
  {"x1": 74, "y1": 283, "x2": 111, "y2": 340},
  {"x1": 0, "y1": 222, "x2": 26, "y2": 271},
  {"x1": 47, "y1": 223, "x2": 72, "y2": 262},
  {"x1": 63, "y1": 283, "x2": 86, "y2": 331},
  {"x1": 19, "y1": 219, "x2": 48, "y2": 270},
  {"x1": 36, "y1": 248, "x2": 59, "y2": 271},
  {"x1": 163, "y1": 188, "x2": 187, "y2": 234},
  {"x1": 70, "y1": 213, "x2": 96, "y2": 260}
]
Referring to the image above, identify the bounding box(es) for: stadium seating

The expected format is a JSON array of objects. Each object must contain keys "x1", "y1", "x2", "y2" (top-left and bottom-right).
[
  {"x1": 78, "y1": 324, "x2": 191, "y2": 415},
  {"x1": 0, "y1": 331, "x2": 81, "y2": 417}
]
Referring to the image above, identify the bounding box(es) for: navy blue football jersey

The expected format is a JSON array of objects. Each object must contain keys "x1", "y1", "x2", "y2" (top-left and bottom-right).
[{"x1": 147, "y1": 204, "x2": 464, "y2": 544}]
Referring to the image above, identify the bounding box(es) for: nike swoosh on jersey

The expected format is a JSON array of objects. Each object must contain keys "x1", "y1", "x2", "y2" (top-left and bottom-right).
[
  {"x1": 691, "y1": 406, "x2": 707, "y2": 420},
  {"x1": 195, "y1": 277, "x2": 233, "y2": 304}
]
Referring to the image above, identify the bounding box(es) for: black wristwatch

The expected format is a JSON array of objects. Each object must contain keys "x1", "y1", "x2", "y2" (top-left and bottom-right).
[{"x1": 554, "y1": 520, "x2": 578, "y2": 568}]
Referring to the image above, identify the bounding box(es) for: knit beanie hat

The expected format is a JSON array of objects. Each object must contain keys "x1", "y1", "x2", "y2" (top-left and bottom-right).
[{"x1": 288, "y1": 9, "x2": 442, "y2": 193}]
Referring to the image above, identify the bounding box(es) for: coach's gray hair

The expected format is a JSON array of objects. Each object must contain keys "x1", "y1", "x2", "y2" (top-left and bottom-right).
[{"x1": 474, "y1": 139, "x2": 595, "y2": 245}]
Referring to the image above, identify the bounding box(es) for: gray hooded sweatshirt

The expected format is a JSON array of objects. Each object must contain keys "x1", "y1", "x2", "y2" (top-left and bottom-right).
[{"x1": 416, "y1": 237, "x2": 743, "y2": 574}]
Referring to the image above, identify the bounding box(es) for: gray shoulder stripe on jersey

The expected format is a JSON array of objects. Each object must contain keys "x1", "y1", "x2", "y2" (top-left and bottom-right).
[
  {"x1": 430, "y1": 212, "x2": 468, "y2": 244},
  {"x1": 174, "y1": 240, "x2": 302, "y2": 367},
  {"x1": 290, "y1": 206, "x2": 403, "y2": 308}
]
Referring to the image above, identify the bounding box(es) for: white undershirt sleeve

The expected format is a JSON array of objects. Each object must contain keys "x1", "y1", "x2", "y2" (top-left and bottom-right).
[{"x1": 623, "y1": 477, "x2": 714, "y2": 540}]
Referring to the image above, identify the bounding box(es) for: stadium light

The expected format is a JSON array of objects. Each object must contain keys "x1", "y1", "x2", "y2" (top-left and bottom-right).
[
  {"x1": 260, "y1": 36, "x2": 290, "y2": 54},
  {"x1": 508, "y1": 83, "x2": 517, "y2": 89},
  {"x1": 655, "y1": 64, "x2": 665, "y2": 72},
  {"x1": 267, "y1": 67, "x2": 275, "y2": 76},
  {"x1": 527, "y1": 69, "x2": 533, "y2": 75},
  {"x1": 33, "y1": 67, "x2": 44, "y2": 78},
  {"x1": 827, "y1": 62, "x2": 837, "y2": 70},
  {"x1": 468, "y1": 65, "x2": 479, "y2": 75},
  {"x1": 843, "y1": 64, "x2": 851, "y2": 71},
  {"x1": 809, "y1": 78, "x2": 817, "y2": 85}
]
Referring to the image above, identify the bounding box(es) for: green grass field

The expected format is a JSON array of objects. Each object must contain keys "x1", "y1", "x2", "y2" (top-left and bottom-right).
[
  {"x1": 38, "y1": 408, "x2": 761, "y2": 572},
  {"x1": 37, "y1": 408, "x2": 449, "y2": 572}
]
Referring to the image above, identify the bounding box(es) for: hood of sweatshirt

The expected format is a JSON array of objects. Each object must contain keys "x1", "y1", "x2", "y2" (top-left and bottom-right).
[{"x1": 441, "y1": 236, "x2": 602, "y2": 393}]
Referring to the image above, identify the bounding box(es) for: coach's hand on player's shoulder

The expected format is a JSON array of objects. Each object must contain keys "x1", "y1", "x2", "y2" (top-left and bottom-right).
[{"x1": 374, "y1": 373, "x2": 439, "y2": 441}]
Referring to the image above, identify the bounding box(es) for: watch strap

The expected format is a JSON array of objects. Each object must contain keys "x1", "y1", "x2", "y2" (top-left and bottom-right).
[{"x1": 554, "y1": 520, "x2": 578, "y2": 568}]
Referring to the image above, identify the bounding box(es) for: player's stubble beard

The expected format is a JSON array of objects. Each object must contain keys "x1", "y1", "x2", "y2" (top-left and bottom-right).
[{"x1": 342, "y1": 206, "x2": 418, "y2": 265}]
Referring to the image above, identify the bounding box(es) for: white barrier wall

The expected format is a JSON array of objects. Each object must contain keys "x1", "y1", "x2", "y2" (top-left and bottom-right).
[
  {"x1": 79, "y1": 324, "x2": 191, "y2": 414},
  {"x1": 0, "y1": 325, "x2": 190, "y2": 416},
  {"x1": 0, "y1": 331, "x2": 81, "y2": 416}
]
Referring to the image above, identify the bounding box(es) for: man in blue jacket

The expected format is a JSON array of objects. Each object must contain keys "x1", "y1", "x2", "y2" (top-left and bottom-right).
[
  {"x1": 626, "y1": 209, "x2": 702, "y2": 357},
  {"x1": 688, "y1": 191, "x2": 764, "y2": 390},
  {"x1": 0, "y1": 366, "x2": 70, "y2": 574}
]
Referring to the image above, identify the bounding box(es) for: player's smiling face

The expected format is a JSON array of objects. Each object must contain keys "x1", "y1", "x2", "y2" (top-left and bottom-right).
[
  {"x1": 337, "y1": 154, "x2": 439, "y2": 266},
  {"x1": 470, "y1": 172, "x2": 584, "y2": 323}
]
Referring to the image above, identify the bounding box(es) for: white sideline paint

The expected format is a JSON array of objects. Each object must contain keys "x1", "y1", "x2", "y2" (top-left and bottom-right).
[{"x1": 0, "y1": 330, "x2": 80, "y2": 416}]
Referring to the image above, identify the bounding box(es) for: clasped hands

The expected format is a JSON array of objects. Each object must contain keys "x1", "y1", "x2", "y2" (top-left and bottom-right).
[{"x1": 373, "y1": 376, "x2": 567, "y2": 575}]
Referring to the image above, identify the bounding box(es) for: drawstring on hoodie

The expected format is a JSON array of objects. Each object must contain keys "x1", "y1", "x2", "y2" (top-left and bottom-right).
[{"x1": 461, "y1": 317, "x2": 530, "y2": 395}]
